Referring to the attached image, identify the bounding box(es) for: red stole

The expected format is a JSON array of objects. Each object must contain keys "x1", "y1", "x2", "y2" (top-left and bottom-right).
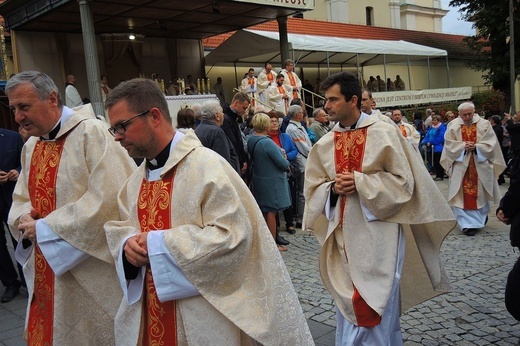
[
  {"x1": 286, "y1": 72, "x2": 299, "y2": 99},
  {"x1": 102, "y1": 85, "x2": 109, "y2": 95},
  {"x1": 461, "y1": 124, "x2": 478, "y2": 209},
  {"x1": 334, "y1": 129, "x2": 382, "y2": 327},
  {"x1": 248, "y1": 78, "x2": 256, "y2": 107},
  {"x1": 27, "y1": 136, "x2": 68, "y2": 344},
  {"x1": 398, "y1": 125, "x2": 407, "y2": 137},
  {"x1": 137, "y1": 169, "x2": 177, "y2": 346},
  {"x1": 267, "y1": 72, "x2": 274, "y2": 82}
]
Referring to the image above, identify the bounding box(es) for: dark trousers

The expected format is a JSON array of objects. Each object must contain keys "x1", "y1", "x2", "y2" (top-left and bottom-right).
[
  {"x1": 283, "y1": 176, "x2": 296, "y2": 228},
  {"x1": 0, "y1": 217, "x2": 23, "y2": 288},
  {"x1": 433, "y1": 151, "x2": 445, "y2": 178},
  {"x1": 292, "y1": 169, "x2": 305, "y2": 224},
  {"x1": 505, "y1": 256, "x2": 520, "y2": 321}
]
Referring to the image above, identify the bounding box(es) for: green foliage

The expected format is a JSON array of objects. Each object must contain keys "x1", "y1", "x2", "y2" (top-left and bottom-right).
[
  {"x1": 470, "y1": 89, "x2": 506, "y2": 116},
  {"x1": 449, "y1": 0, "x2": 520, "y2": 107}
]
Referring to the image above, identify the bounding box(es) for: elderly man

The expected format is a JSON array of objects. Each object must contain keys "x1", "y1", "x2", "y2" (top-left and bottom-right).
[
  {"x1": 268, "y1": 73, "x2": 291, "y2": 115},
  {"x1": 257, "y1": 62, "x2": 278, "y2": 104},
  {"x1": 222, "y1": 92, "x2": 250, "y2": 176},
  {"x1": 6, "y1": 71, "x2": 135, "y2": 344},
  {"x1": 304, "y1": 71, "x2": 455, "y2": 345},
  {"x1": 441, "y1": 102, "x2": 506, "y2": 236},
  {"x1": 281, "y1": 59, "x2": 302, "y2": 100},
  {"x1": 286, "y1": 104, "x2": 312, "y2": 229},
  {"x1": 195, "y1": 99, "x2": 239, "y2": 172},
  {"x1": 104, "y1": 78, "x2": 313, "y2": 345},
  {"x1": 309, "y1": 107, "x2": 330, "y2": 142}
]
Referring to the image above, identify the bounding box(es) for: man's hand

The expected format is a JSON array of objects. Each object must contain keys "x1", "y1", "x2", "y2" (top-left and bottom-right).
[
  {"x1": 497, "y1": 210, "x2": 510, "y2": 225},
  {"x1": 19, "y1": 208, "x2": 40, "y2": 242},
  {"x1": 124, "y1": 235, "x2": 149, "y2": 267},
  {"x1": 7, "y1": 169, "x2": 19, "y2": 181},
  {"x1": 335, "y1": 172, "x2": 357, "y2": 195},
  {"x1": 464, "y1": 141, "x2": 476, "y2": 151},
  {"x1": 0, "y1": 171, "x2": 8, "y2": 185}
]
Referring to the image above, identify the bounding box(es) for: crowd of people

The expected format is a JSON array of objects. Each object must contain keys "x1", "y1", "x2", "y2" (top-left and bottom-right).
[{"x1": 0, "y1": 69, "x2": 519, "y2": 345}]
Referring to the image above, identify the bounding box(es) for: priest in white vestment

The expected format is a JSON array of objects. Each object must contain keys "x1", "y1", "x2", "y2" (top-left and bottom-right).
[
  {"x1": 268, "y1": 74, "x2": 292, "y2": 115},
  {"x1": 104, "y1": 78, "x2": 314, "y2": 346},
  {"x1": 391, "y1": 108, "x2": 422, "y2": 157},
  {"x1": 239, "y1": 68, "x2": 259, "y2": 105},
  {"x1": 7, "y1": 71, "x2": 136, "y2": 345},
  {"x1": 304, "y1": 72, "x2": 456, "y2": 345},
  {"x1": 257, "y1": 62, "x2": 278, "y2": 104},
  {"x1": 281, "y1": 59, "x2": 302, "y2": 100},
  {"x1": 441, "y1": 102, "x2": 506, "y2": 236}
]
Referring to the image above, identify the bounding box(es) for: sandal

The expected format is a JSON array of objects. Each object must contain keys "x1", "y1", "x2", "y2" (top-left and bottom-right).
[{"x1": 278, "y1": 245, "x2": 288, "y2": 252}]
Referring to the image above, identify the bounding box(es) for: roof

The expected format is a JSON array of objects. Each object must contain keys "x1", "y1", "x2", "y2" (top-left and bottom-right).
[
  {"x1": 203, "y1": 18, "x2": 470, "y2": 60},
  {"x1": 205, "y1": 29, "x2": 447, "y2": 66},
  {"x1": 0, "y1": 0, "x2": 312, "y2": 40}
]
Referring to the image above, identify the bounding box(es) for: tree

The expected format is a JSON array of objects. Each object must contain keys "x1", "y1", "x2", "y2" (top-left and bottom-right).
[{"x1": 450, "y1": 0, "x2": 520, "y2": 111}]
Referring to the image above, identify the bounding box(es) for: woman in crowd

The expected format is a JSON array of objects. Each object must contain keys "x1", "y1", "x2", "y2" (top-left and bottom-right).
[
  {"x1": 421, "y1": 114, "x2": 447, "y2": 181},
  {"x1": 176, "y1": 107, "x2": 196, "y2": 134},
  {"x1": 247, "y1": 113, "x2": 292, "y2": 251},
  {"x1": 266, "y1": 111, "x2": 298, "y2": 244}
]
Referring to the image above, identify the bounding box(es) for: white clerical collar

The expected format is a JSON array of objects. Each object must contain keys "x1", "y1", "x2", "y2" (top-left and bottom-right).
[
  {"x1": 147, "y1": 131, "x2": 185, "y2": 181},
  {"x1": 40, "y1": 106, "x2": 73, "y2": 140}
]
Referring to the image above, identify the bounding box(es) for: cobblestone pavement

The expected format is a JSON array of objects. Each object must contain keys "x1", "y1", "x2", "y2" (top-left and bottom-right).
[
  {"x1": 279, "y1": 178, "x2": 520, "y2": 345},
  {"x1": 1, "y1": 179, "x2": 519, "y2": 345}
]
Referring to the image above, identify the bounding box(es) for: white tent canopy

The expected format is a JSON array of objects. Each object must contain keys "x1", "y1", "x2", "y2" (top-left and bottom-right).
[{"x1": 205, "y1": 29, "x2": 448, "y2": 67}]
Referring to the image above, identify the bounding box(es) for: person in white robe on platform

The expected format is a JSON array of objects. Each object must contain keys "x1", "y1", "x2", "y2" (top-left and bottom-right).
[
  {"x1": 104, "y1": 78, "x2": 313, "y2": 346},
  {"x1": 239, "y1": 68, "x2": 259, "y2": 105},
  {"x1": 257, "y1": 62, "x2": 278, "y2": 104},
  {"x1": 268, "y1": 74, "x2": 292, "y2": 115},
  {"x1": 441, "y1": 102, "x2": 506, "y2": 236},
  {"x1": 281, "y1": 59, "x2": 302, "y2": 100},
  {"x1": 64, "y1": 74, "x2": 83, "y2": 108},
  {"x1": 6, "y1": 71, "x2": 136, "y2": 345},
  {"x1": 304, "y1": 72, "x2": 456, "y2": 345}
]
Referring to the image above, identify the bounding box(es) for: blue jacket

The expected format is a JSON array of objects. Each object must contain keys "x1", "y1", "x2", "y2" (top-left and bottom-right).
[
  {"x1": 421, "y1": 123, "x2": 446, "y2": 153},
  {"x1": 269, "y1": 132, "x2": 298, "y2": 162}
]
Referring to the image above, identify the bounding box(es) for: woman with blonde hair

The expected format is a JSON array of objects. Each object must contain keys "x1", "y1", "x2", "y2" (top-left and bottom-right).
[{"x1": 247, "y1": 113, "x2": 291, "y2": 251}]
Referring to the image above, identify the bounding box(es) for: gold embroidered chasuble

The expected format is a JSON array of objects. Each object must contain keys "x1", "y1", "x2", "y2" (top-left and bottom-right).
[
  {"x1": 461, "y1": 124, "x2": 479, "y2": 209},
  {"x1": 27, "y1": 136, "x2": 67, "y2": 344},
  {"x1": 304, "y1": 116, "x2": 456, "y2": 325},
  {"x1": 334, "y1": 129, "x2": 382, "y2": 327},
  {"x1": 397, "y1": 122, "x2": 421, "y2": 157},
  {"x1": 440, "y1": 116, "x2": 506, "y2": 209},
  {"x1": 8, "y1": 104, "x2": 136, "y2": 345},
  {"x1": 138, "y1": 170, "x2": 178, "y2": 345},
  {"x1": 105, "y1": 131, "x2": 313, "y2": 346}
]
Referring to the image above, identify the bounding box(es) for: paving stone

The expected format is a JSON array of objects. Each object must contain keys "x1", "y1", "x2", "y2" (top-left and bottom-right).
[{"x1": 1, "y1": 180, "x2": 519, "y2": 345}]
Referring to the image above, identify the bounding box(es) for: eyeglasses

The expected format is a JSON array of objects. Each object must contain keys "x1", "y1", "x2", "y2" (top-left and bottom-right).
[{"x1": 108, "y1": 109, "x2": 150, "y2": 136}]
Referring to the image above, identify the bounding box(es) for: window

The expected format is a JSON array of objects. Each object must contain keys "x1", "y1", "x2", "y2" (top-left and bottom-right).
[{"x1": 366, "y1": 7, "x2": 373, "y2": 26}]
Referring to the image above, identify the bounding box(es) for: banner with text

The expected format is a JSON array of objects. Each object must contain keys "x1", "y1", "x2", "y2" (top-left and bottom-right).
[
  {"x1": 235, "y1": 0, "x2": 314, "y2": 10},
  {"x1": 373, "y1": 87, "x2": 472, "y2": 107}
]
